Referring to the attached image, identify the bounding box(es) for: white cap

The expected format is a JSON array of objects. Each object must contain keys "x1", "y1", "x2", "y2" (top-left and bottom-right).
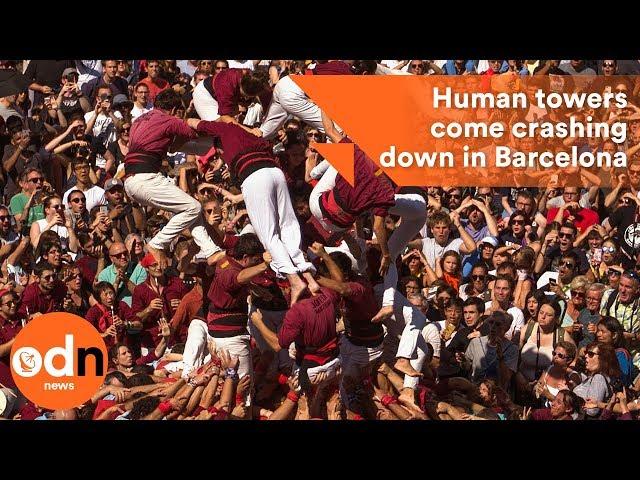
[{"x1": 480, "y1": 236, "x2": 498, "y2": 248}]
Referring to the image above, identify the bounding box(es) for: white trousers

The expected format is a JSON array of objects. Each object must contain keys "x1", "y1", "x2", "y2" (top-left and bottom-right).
[
  {"x1": 292, "y1": 356, "x2": 341, "y2": 387},
  {"x1": 259, "y1": 75, "x2": 325, "y2": 140},
  {"x1": 192, "y1": 80, "x2": 220, "y2": 121},
  {"x1": 181, "y1": 319, "x2": 253, "y2": 381},
  {"x1": 124, "y1": 172, "x2": 220, "y2": 258},
  {"x1": 241, "y1": 167, "x2": 314, "y2": 276}
]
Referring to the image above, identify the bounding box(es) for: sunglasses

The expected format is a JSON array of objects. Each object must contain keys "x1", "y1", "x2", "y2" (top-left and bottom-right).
[
  {"x1": 447, "y1": 194, "x2": 461, "y2": 199},
  {"x1": 28, "y1": 177, "x2": 44, "y2": 184},
  {"x1": 570, "y1": 290, "x2": 585, "y2": 297},
  {"x1": 70, "y1": 197, "x2": 86, "y2": 204},
  {"x1": 110, "y1": 251, "x2": 128, "y2": 259},
  {"x1": 66, "y1": 273, "x2": 81, "y2": 280},
  {"x1": 511, "y1": 219, "x2": 525, "y2": 226},
  {"x1": 607, "y1": 269, "x2": 621, "y2": 277},
  {"x1": 602, "y1": 246, "x2": 616, "y2": 253},
  {"x1": 585, "y1": 350, "x2": 600, "y2": 358},
  {"x1": 471, "y1": 275, "x2": 486, "y2": 281},
  {"x1": 552, "y1": 350, "x2": 569, "y2": 360},
  {"x1": 0, "y1": 215, "x2": 10, "y2": 222},
  {"x1": 1, "y1": 300, "x2": 16, "y2": 306},
  {"x1": 603, "y1": 62, "x2": 615, "y2": 68},
  {"x1": 99, "y1": 95, "x2": 113, "y2": 101},
  {"x1": 41, "y1": 274, "x2": 56, "y2": 281},
  {"x1": 410, "y1": 63, "x2": 424, "y2": 69},
  {"x1": 122, "y1": 127, "x2": 130, "y2": 133},
  {"x1": 50, "y1": 204, "x2": 63, "y2": 210},
  {"x1": 558, "y1": 232, "x2": 574, "y2": 239},
  {"x1": 559, "y1": 261, "x2": 575, "y2": 269},
  {"x1": 307, "y1": 132, "x2": 323, "y2": 139}
]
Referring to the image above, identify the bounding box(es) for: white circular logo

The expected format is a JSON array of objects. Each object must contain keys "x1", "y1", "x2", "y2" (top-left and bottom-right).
[
  {"x1": 624, "y1": 223, "x2": 640, "y2": 249},
  {"x1": 12, "y1": 347, "x2": 42, "y2": 378}
]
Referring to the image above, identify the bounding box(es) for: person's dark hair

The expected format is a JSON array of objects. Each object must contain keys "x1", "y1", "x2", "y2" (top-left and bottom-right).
[
  {"x1": 154, "y1": 88, "x2": 184, "y2": 111},
  {"x1": 127, "y1": 373, "x2": 155, "y2": 387},
  {"x1": 508, "y1": 209, "x2": 530, "y2": 226},
  {"x1": 104, "y1": 370, "x2": 130, "y2": 388},
  {"x1": 560, "y1": 221, "x2": 577, "y2": 236},
  {"x1": 128, "y1": 396, "x2": 161, "y2": 420},
  {"x1": 463, "y1": 296, "x2": 485, "y2": 314},
  {"x1": 131, "y1": 364, "x2": 154, "y2": 375},
  {"x1": 444, "y1": 297, "x2": 464, "y2": 311},
  {"x1": 77, "y1": 402, "x2": 98, "y2": 420},
  {"x1": 240, "y1": 70, "x2": 269, "y2": 97},
  {"x1": 538, "y1": 298, "x2": 562, "y2": 320},
  {"x1": 94, "y1": 281, "x2": 116, "y2": 300},
  {"x1": 488, "y1": 310, "x2": 513, "y2": 330},
  {"x1": 560, "y1": 250, "x2": 579, "y2": 267},
  {"x1": 496, "y1": 261, "x2": 517, "y2": 278},
  {"x1": 108, "y1": 342, "x2": 127, "y2": 363},
  {"x1": 233, "y1": 233, "x2": 264, "y2": 259},
  {"x1": 494, "y1": 274, "x2": 515, "y2": 291},
  {"x1": 95, "y1": 84, "x2": 112, "y2": 97},
  {"x1": 440, "y1": 250, "x2": 461, "y2": 275},
  {"x1": 5, "y1": 115, "x2": 23, "y2": 135},
  {"x1": 36, "y1": 237, "x2": 61, "y2": 260},
  {"x1": 596, "y1": 316, "x2": 626, "y2": 349},
  {"x1": 43, "y1": 194, "x2": 62, "y2": 210},
  {"x1": 35, "y1": 260, "x2": 56, "y2": 277},
  {"x1": 584, "y1": 341, "x2": 622, "y2": 378},
  {"x1": 351, "y1": 60, "x2": 378, "y2": 75},
  {"x1": 437, "y1": 284, "x2": 457, "y2": 298},
  {"x1": 20, "y1": 167, "x2": 43, "y2": 182},
  {"x1": 516, "y1": 190, "x2": 535, "y2": 203},
  {"x1": 558, "y1": 389, "x2": 584, "y2": 414},
  {"x1": 317, "y1": 251, "x2": 352, "y2": 280},
  {"x1": 524, "y1": 289, "x2": 547, "y2": 320},
  {"x1": 555, "y1": 340, "x2": 577, "y2": 362}
]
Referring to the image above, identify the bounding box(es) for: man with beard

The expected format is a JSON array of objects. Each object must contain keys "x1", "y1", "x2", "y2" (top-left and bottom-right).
[
  {"x1": 484, "y1": 275, "x2": 525, "y2": 343},
  {"x1": 17, "y1": 261, "x2": 66, "y2": 318}
]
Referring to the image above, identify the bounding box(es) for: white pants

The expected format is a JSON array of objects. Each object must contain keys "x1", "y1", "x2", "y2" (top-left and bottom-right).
[
  {"x1": 292, "y1": 356, "x2": 341, "y2": 387},
  {"x1": 241, "y1": 167, "x2": 314, "y2": 276},
  {"x1": 248, "y1": 304, "x2": 293, "y2": 373},
  {"x1": 192, "y1": 80, "x2": 220, "y2": 121},
  {"x1": 259, "y1": 75, "x2": 325, "y2": 140},
  {"x1": 124, "y1": 172, "x2": 220, "y2": 259},
  {"x1": 181, "y1": 319, "x2": 253, "y2": 381}
]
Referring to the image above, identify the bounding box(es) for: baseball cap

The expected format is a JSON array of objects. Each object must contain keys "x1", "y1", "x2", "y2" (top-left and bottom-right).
[
  {"x1": 480, "y1": 236, "x2": 499, "y2": 248},
  {"x1": 62, "y1": 68, "x2": 79, "y2": 78},
  {"x1": 104, "y1": 178, "x2": 123, "y2": 191}
]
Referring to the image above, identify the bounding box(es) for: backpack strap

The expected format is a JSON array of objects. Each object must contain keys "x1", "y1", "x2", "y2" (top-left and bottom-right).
[{"x1": 605, "y1": 290, "x2": 618, "y2": 316}]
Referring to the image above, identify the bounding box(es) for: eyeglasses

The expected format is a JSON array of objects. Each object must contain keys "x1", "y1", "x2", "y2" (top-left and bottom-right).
[
  {"x1": 585, "y1": 350, "x2": 600, "y2": 358},
  {"x1": 628, "y1": 169, "x2": 640, "y2": 177},
  {"x1": 307, "y1": 132, "x2": 323, "y2": 139},
  {"x1": 41, "y1": 274, "x2": 56, "y2": 281},
  {"x1": 603, "y1": 62, "x2": 615, "y2": 68},
  {"x1": 110, "y1": 251, "x2": 128, "y2": 259},
  {"x1": 559, "y1": 261, "x2": 575, "y2": 269},
  {"x1": 28, "y1": 177, "x2": 43, "y2": 184},
  {"x1": 511, "y1": 219, "x2": 525, "y2": 226},
  {"x1": 70, "y1": 197, "x2": 86, "y2": 204},
  {"x1": 616, "y1": 88, "x2": 628, "y2": 94},
  {"x1": 602, "y1": 247, "x2": 616, "y2": 253},
  {"x1": 0, "y1": 215, "x2": 10, "y2": 222},
  {"x1": 607, "y1": 269, "x2": 621, "y2": 277},
  {"x1": 558, "y1": 232, "x2": 574, "y2": 239},
  {"x1": 66, "y1": 273, "x2": 81, "y2": 280},
  {"x1": 552, "y1": 350, "x2": 569, "y2": 360},
  {"x1": 471, "y1": 275, "x2": 486, "y2": 281}
]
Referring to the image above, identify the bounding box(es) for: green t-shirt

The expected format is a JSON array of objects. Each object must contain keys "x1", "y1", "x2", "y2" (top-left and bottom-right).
[{"x1": 9, "y1": 192, "x2": 45, "y2": 227}]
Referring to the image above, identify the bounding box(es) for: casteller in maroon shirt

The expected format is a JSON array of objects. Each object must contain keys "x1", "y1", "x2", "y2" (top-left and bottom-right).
[
  {"x1": 319, "y1": 137, "x2": 396, "y2": 228},
  {"x1": 17, "y1": 281, "x2": 67, "y2": 318},
  {"x1": 207, "y1": 256, "x2": 251, "y2": 338},
  {"x1": 307, "y1": 61, "x2": 353, "y2": 76},
  {"x1": 278, "y1": 287, "x2": 340, "y2": 366},
  {"x1": 131, "y1": 276, "x2": 188, "y2": 348},
  {"x1": 0, "y1": 315, "x2": 23, "y2": 388},
  {"x1": 195, "y1": 121, "x2": 279, "y2": 184},
  {"x1": 85, "y1": 300, "x2": 136, "y2": 349},
  {"x1": 341, "y1": 279, "x2": 384, "y2": 348},
  {"x1": 206, "y1": 68, "x2": 272, "y2": 117},
  {"x1": 125, "y1": 109, "x2": 197, "y2": 175}
]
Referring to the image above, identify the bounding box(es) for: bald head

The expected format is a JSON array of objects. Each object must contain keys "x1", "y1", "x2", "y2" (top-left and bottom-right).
[
  {"x1": 108, "y1": 242, "x2": 130, "y2": 268},
  {"x1": 52, "y1": 408, "x2": 78, "y2": 420}
]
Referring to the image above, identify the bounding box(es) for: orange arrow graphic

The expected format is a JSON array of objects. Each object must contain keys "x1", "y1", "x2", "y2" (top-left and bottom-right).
[{"x1": 311, "y1": 142, "x2": 355, "y2": 187}]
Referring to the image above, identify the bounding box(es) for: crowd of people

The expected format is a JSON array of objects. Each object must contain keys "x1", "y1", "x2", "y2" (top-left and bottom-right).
[{"x1": 0, "y1": 59, "x2": 639, "y2": 421}]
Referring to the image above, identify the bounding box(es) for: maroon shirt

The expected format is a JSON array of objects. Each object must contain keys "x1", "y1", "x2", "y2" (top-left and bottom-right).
[
  {"x1": 330, "y1": 137, "x2": 395, "y2": 217},
  {"x1": 207, "y1": 256, "x2": 250, "y2": 337},
  {"x1": 17, "y1": 281, "x2": 67, "y2": 317},
  {"x1": 311, "y1": 61, "x2": 353, "y2": 76},
  {"x1": 0, "y1": 314, "x2": 22, "y2": 388},
  {"x1": 76, "y1": 255, "x2": 98, "y2": 286},
  {"x1": 213, "y1": 68, "x2": 272, "y2": 116},
  {"x1": 342, "y1": 279, "x2": 384, "y2": 346},
  {"x1": 125, "y1": 109, "x2": 197, "y2": 175},
  {"x1": 278, "y1": 287, "x2": 340, "y2": 364},
  {"x1": 132, "y1": 276, "x2": 188, "y2": 348},
  {"x1": 85, "y1": 301, "x2": 135, "y2": 349},
  {"x1": 196, "y1": 121, "x2": 276, "y2": 181}
]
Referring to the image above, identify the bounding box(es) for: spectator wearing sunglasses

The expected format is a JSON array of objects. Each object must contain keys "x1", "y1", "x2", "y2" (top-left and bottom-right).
[
  {"x1": 84, "y1": 85, "x2": 123, "y2": 172},
  {"x1": 17, "y1": 260, "x2": 67, "y2": 319},
  {"x1": 0, "y1": 205, "x2": 18, "y2": 251},
  {"x1": 97, "y1": 241, "x2": 147, "y2": 307},
  {"x1": 536, "y1": 222, "x2": 589, "y2": 276},
  {"x1": 573, "y1": 342, "x2": 621, "y2": 418},
  {"x1": 3, "y1": 116, "x2": 44, "y2": 200},
  {"x1": 62, "y1": 158, "x2": 106, "y2": 213}
]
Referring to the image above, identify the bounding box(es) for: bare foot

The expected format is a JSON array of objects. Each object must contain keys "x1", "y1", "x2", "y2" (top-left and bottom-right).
[
  {"x1": 398, "y1": 388, "x2": 419, "y2": 410},
  {"x1": 377, "y1": 362, "x2": 391, "y2": 376},
  {"x1": 147, "y1": 245, "x2": 168, "y2": 270},
  {"x1": 394, "y1": 358, "x2": 424, "y2": 378},
  {"x1": 287, "y1": 274, "x2": 308, "y2": 305},
  {"x1": 371, "y1": 305, "x2": 393, "y2": 323}
]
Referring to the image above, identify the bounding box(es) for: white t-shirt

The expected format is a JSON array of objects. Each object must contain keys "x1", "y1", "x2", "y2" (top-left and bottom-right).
[
  {"x1": 35, "y1": 219, "x2": 70, "y2": 251},
  {"x1": 421, "y1": 237, "x2": 464, "y2": 270},
  {"x1": 484, "y1": 301, "x2": 525, "y2": 342},
  {"x1": 227, "y1": 60, "x2": 255, "y2": 70},
  {"x1": 84, "y1": 110, "x2": 123, "y2": 169},
  {"x1": 131, "y1": 104, "x2": 152, "y2": 122},
  {"x1": 546, "y1": 192, "x2": 591, "y2": 209},
  {"x1": 422, "y1": 321, "x2": 443, "y2": 358},
  {"x1": 63, "y1": 185, "x2": 106, "y2": 213},
  {"x1": 75, "y1": 60, "x2": 102, "y2": 89}
]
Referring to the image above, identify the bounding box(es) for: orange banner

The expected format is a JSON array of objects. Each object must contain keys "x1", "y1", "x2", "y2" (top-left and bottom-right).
[{"x1": 293, "y1": 75, "x2": 633, "y2": 187}]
